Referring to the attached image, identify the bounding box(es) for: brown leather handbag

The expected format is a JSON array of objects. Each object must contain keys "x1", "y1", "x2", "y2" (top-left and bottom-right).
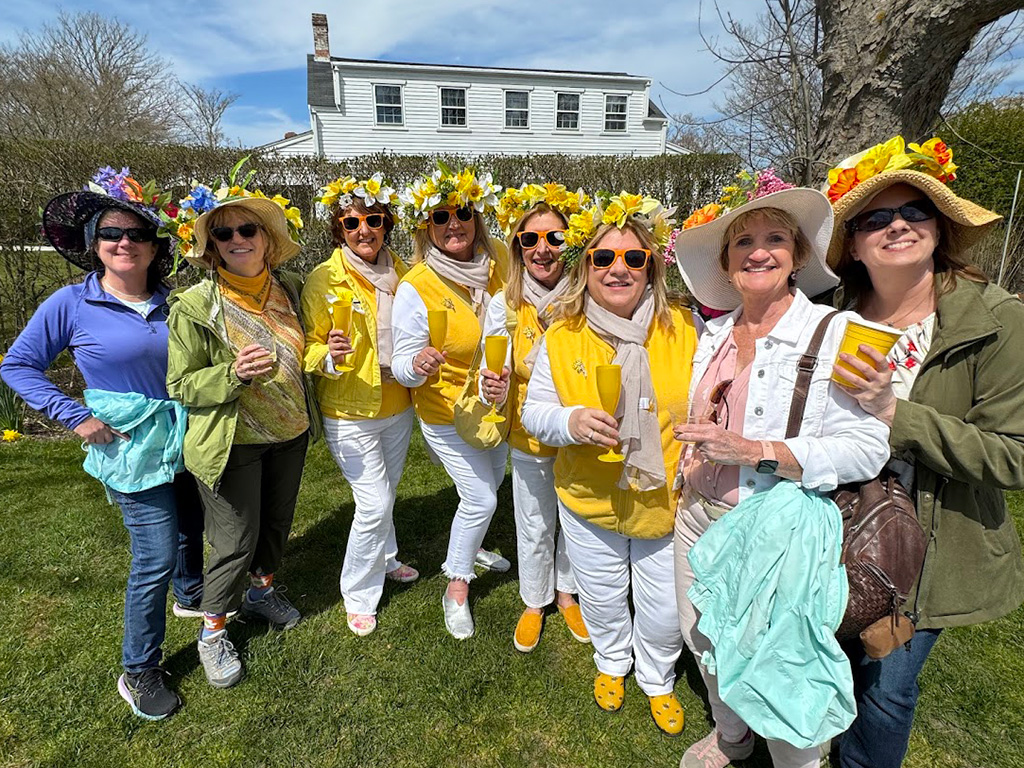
[{"x1": 785, "y1": 312, "x2": 927, "y2": 647}]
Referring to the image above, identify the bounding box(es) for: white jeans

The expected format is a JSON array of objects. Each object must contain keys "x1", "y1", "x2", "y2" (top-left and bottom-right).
[
  {"x1": 559, "y1": 504, "x2": 681, "y2": 696},
  {"x1": 675, "y1": 493, "x2": 821, "y2": 768},
  {"x1": 419, "y1": 422, "x2": 508, "y2": 582},
  {"x1": 323, "y1": 409, "x2": 415, "y2": 615},
  {"x1": 511, "y1": 449, "x2": 576, "y2": 608}
]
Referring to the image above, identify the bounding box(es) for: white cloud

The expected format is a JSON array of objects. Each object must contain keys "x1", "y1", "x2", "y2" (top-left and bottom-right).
[{"x1": 220, "y1": 105, "x2": 304, "y2": 147}]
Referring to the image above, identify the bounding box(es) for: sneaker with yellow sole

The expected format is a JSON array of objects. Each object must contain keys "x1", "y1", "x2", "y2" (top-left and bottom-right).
[
  {"x1": 649, "y1": 692, "x2": 685, "y2": 736},
  {"x1": 557, "y1": 603, "x2": 591, "y2": 643},
  {"x1": 594, "y1": 673, "x2": 625, "y2": 712},
  {"x1": 513, "y1": 609, "x2": 544, "y2": 652}
]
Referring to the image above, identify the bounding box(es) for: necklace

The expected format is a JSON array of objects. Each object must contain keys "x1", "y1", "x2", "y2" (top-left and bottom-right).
[
  {"x1": 870, "y1": 290, "x2": 934, "y2": 330},
  {"x1": 102, "y1": 280, "x2": 152, "y2": 302},
  {"x1": 219, "y1": 272, "x2": 271, "y2": 306}
]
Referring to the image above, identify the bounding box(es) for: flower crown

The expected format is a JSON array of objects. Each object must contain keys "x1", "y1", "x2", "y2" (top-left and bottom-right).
[
  {"x1": 87, "y1": 166, "x2": 177, "y2": 220},
  {"x1": 665, "y1": 168, "x2": 795, "y2": 263},
  {"x1": 158, "y1": 157, "x2": 304, "y2": 271},
  {"x1": 559, "y1": 191, "x2": 676, "y2": 268},
  {"x1": 316, "y1": 172, "x2": 398, "y2": 210},
  {"x1": 825, "y1": 136, "x2": 957, "y2": 204},
  {"x1": 397, "y1": 160, "x2": 501, "y2": 230},
  {"x1": 495, "y1": 183, "x2": 591, "y2": 235}
]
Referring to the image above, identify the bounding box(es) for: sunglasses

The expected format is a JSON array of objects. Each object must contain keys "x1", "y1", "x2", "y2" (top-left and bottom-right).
[
  {"x1": 517, "y1": 230, "x2": 566, "y2": 249},
  {"x1": 96, "y1": 226, "x2": 156, "y2": 243},
  {"x1": 587, "y1": 248, "x2": 651, "y2": 271},
  {"x1": 430, "y1": 207, "x2": 474, "y2": 226},
  {"x1": 341, "y1": 213, "x2": 388, "y2": 231},
  {"x1": 847, "y1": 199, "x2": 937, "y2": 233},
  {"x1": 707, "y1": 378, "x2": 733, "y2": 430},
  {"x1": 210, "y1": 223, "x2": 261, "y2": 242}
]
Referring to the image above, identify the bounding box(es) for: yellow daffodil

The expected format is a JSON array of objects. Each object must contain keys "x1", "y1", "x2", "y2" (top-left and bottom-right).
[
  {"x1": 271, "y1": 194, "x2": 290, "y2": 207},
  {"x1": 284, "y1": 207, "x2": 304, "y2": 230},
  {"x1": 2, "y1": 429, "x2": 21, "y2": 442},
  {"x1": 177, "y1": 221, "x2": 195, "y2": 243},
  {"x1": 617, "y1": 193, "x2": 645, "y2": 215},
  {"x1": 602, "y1": 201, "x2": 626, "y2": 227}
]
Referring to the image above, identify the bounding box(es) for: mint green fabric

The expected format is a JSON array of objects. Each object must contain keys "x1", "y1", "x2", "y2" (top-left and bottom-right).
[
  {"x1": 687, "y1": 480, "x2": 854, "y2": 749},
  {"x1": 82, "y1": 388, "x2": 186, "y2": 493}
]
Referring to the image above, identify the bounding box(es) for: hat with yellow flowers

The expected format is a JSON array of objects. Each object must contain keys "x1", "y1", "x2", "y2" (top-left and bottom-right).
[{"x1": 397, "y1": 160, "x2": 501, "y2": 230}]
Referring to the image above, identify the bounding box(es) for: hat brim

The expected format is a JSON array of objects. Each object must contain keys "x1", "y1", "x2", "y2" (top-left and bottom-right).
[
  {"x1": 673, "y1": 188, "x2": 838, "y2": 312},
  {"x1": 42, "y1": 191, "x2": 175, "y2": 271},
  {"x1": 827, "y1": 170, "x2": 1002, "y2": 269},
  {"x1": 189, "y1": 198, "x2": 302, "y2": 270}
]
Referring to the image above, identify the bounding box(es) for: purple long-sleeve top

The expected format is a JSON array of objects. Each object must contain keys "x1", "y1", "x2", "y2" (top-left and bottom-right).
[{"x1": 1, "y1": 271, "x2": 173, "y2": 431}]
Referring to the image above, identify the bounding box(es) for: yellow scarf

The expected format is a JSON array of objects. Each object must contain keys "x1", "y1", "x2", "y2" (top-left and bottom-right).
[{"x1": 218, "y1": 265, "x2": 271, "y2": 312}]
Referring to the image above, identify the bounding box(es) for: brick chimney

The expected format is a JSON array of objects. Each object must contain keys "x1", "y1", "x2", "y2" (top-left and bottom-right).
[{"x1": 312, "y1": 13, "x2": 330, "y2": 62}]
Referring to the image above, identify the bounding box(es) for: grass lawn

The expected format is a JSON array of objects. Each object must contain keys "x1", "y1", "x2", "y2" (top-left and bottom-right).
[{"x1": 1, "y1": 435, "x2": 1022, "y2": 768}]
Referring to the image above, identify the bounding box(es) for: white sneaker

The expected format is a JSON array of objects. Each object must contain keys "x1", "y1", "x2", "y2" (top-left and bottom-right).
[
  {"x1": 441, "y1": 590, "x2": 474, "y2": 640},
  {"x1": 474, "y1": 548, "x2": 511, "y2": 573},
  {"x1": 172, "y1": 602, "x2": 237, "y2": 619}
]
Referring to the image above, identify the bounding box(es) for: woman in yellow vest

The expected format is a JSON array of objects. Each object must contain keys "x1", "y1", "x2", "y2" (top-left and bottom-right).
[
  {"x1": 301, "y1": 175, "x2": 417, "y2": 637},
  {"x1": 521, "y1": 194, "x2": 698, "y2": 736},
  {"x1": 481, "y1": 184, "x2": 592, "y2": 653},
  {"x1": 391, "y1": 163, "x2": 507, "y2": 640}
]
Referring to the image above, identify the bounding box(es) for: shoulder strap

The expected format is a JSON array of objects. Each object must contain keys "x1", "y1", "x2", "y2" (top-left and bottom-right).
[{"x1": 785, "y1": 311, "x2": 840, "y2": 439}]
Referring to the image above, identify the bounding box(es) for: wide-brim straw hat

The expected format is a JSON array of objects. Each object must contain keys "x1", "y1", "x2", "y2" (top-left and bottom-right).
[
  {"x1": 42, "y1": 191, "x2": 175, "y2": 271},
  {"x1": 674, "y1": 188, "x2": 838, "y2": 312},
  {"x1": 827, "y1": 169, "x2": 1002, "y2": 269},
  {"x1": 189, "y1": 197, "x2": 301, "y2": 270}
]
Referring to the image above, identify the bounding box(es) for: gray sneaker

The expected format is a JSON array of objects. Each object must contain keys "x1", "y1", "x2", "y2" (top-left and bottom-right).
[
  {"x1": 241, "y1": 586, "x2": 301, "y2": 630},
  {"x1": 197, "y1": 631, "x2": 243, "y2": 689}
]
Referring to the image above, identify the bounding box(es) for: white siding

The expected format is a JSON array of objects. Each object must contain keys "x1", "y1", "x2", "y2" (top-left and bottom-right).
[
  {"x1": 311, "y1": 63, "x2": 666, "y2": 158},
  {"x1": 259, "y1": 130, "x2": 315, "y2": 157}
]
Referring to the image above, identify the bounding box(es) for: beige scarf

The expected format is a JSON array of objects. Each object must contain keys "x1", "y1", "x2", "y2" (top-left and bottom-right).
[
  {"x1": 341, "y1": 245, "x2": 399, "y2": 374},
  {"x1": 520, "y1": 272, "x2": 569, "y2": 370},
  {"x1": 583, "y1": 287, "x2": 665, "y2": 492},
  {"x1": 425, "y1": 244, "x2": 491, "y2": 319}
]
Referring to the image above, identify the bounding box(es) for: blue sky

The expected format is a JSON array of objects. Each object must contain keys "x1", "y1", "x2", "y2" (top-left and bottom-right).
[{"x1": 4, "y1": 1, "x2": 1023, "y2": 147}]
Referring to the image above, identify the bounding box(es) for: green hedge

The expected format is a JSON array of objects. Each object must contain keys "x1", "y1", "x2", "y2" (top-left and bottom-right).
[{"x1": 0, "y1": 140, "x2": 738, "y2": 344}]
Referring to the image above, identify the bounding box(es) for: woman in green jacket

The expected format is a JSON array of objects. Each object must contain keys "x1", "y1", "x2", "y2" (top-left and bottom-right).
[
  {"x1": 166, "y1": 184, "x2": 318, "y2": 690},
  {"x1": 826, "y1": 137, "x2": 1024, "y2": 768}
]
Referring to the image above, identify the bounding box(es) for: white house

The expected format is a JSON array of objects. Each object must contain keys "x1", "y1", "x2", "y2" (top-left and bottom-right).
[{"x1": 260, "y1": 14, "x2": 678, "y2": 159}]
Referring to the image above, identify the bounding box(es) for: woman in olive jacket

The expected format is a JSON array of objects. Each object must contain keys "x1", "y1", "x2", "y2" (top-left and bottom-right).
[{"x1": 826, "y1": 137, "x2": 1024, "y2": 768}]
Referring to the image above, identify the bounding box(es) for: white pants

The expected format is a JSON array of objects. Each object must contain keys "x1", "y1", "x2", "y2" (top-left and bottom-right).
[
  {"x1": 419, "y1": 421, "x2": 508, "y2": 582},
  {"x1": 559, "y1": 504, "x2": 681, "y2": 696},
  {"x1": 675, "y1": 493, "x2": 821, "y2": 768},
  {"x1": 511, "y1": 449, "x2": 576, "y2": 608},
  {"x1": 323, "y1": 409, "x2": 415, "y2": 615}
]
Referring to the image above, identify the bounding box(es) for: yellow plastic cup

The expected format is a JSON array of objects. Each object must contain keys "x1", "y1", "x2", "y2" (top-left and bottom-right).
[{"x1": 832, "y1": 318, "x2": 903, "y2": 384}]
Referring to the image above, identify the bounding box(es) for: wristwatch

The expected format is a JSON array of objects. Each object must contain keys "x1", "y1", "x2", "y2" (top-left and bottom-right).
[{"x1": 755, "y1": 440, "x2": 779, "y2": 475}]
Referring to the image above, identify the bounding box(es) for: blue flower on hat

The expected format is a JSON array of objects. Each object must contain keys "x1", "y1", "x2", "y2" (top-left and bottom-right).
[
  {"x1": 88, "y1": 166, "x2": 134, "y2": 201},
  {"x1": 181, "y1": 184, "x2": 217, "y2": 214}
]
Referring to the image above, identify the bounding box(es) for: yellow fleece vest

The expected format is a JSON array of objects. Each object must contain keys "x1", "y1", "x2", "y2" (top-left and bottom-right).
[
  {"x1": 508, "y1": 301, "x2": 556, "y2": 457},
  {"x1": 300, "y1": 248, "x2": 411, "y2": 420},
  {"x1": 547, "y1": 306, "x2": 698, "y2": 539},
  {"x1": 402, "y1": 259, "x2": 504, "y2": 425}
]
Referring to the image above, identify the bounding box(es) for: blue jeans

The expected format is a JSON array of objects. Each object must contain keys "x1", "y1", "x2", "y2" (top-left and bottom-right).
[
  {"x1": 839, "y1": 628, "x2": 942, "y2": 768},
  {"x1": 110, "y1": 473, "x2": 204, "y2": 673}
]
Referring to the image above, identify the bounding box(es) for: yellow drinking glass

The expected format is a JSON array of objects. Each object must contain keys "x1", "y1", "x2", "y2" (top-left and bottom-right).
[
  {"x1": 482, "y1": 335, "x2": 508, "y2": 424},
  {"x1": 331, "y1": 300, "x2": 354, "y2": 372},
  {"x1": 427, "y1": 309, "x2": 448, "y2": 389},
  {"x1": 595, "y1": 364, "x2": 624, "y2": 463}
]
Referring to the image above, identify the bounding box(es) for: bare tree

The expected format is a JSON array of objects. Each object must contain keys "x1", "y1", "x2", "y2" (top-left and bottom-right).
[
  {"x1": 666, "y1": 112, "x2": 730, "y2": 154},
  {"x1": 177, "y1": 84, "x2": 239, "y2": 148}
]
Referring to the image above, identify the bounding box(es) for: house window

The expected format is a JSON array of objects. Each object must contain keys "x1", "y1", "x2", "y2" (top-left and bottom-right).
[
  {"x1": 440, "y1": 87, "x2": 467, "y2": 127},
  {"x1": 374, "y1": 84, "x2": 403, "y2": 125},
  {"x1": 556, "y1": 93, "x2": 580, "y2": 129},
  {"x1": 604, "y1": 94, "x2": 628, "y2": 132},
  {"x1": 504, "y1": 90, "x2": 529, "y2": 129}
]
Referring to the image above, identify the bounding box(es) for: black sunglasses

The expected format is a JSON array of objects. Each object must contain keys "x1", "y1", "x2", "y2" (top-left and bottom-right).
[
  {"x1": 341, "y1": 213, "x2": 387, "y2": 231},
  {"x1": 210, "y1": 223, "x2": 261, "y2": 242},
  {"x1": 96, "y1": 226, "x2": 156, "y2": 243},
  {"x1": 847, "y1": 199, "x2": 937, "y2": 233},
  {"x1": 430, "y1": 207, "x2": 474, "y2": 226},
  {"x1": 517, "y1": 230, "x2": 566, "y2": 249}
]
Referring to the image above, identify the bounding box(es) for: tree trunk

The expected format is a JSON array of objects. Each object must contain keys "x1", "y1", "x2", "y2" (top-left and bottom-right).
[{"x1": 815, "y1": 0, "x2": 1024, "y2": 178}]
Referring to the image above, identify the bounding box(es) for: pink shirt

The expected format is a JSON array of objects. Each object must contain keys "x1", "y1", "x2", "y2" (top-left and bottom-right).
[{"x1": 685, "y1": 331, "x2": 752, "y2": 508}]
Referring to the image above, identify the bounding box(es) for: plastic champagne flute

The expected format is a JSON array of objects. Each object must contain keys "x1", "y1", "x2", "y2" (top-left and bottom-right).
[
  {"x1": 594, "y1": 364, "x2": 625, "y2": 463},
  {"x1": 482, "y1": 335, "x2": 508, "y2": 424},
  {"x1": 331, "y1": 300, "x2": 354, "y2": 372},
  {"x1": 427, "y1": 309, "x2": 448, "y2": 389}
]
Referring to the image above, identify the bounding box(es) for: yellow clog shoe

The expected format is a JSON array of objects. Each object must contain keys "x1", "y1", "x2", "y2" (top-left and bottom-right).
[
  {"x1": 513, "y1": 609, "x2": 544, "y2": 653},
  {"x1": 594, "y1": 673, "x2": 625, "y2": 712},
  {"x1": 558, "y1": 603, "x2": 591, "y2": 644},
  {"x1": 649, "y1": 692, "x2": 685, "y2": 736}
]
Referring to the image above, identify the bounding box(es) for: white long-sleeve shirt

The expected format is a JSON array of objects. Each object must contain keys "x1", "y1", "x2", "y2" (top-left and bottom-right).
[{"x1": 390, "y1": 281, "x2": 431, "y2": 389}]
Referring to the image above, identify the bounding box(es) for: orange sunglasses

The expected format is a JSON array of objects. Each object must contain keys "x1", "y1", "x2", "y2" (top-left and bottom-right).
[
  {"x1": 587, "y1": 247, "x2": 651, "y2": 270},
  {"x1": 340, "y1": 213, "x2": 388, "y2": 231}
]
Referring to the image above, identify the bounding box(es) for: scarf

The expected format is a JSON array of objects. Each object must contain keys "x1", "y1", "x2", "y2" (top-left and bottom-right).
[
  {"x1": 425, "y1": 244, "x2": 491, "y2": 319},
  {"x1": 583, "y1": 287, "x2": 665, "y2": 492},
  {"x1": 217, "y1": 264, "x2": 271, "y2": 312},
  {"x1": 520, "y1": 272, "x2": 569, "y2": 370},
  {"x1": 341, "y1": 245, "x2": 399, "y2": 373}
]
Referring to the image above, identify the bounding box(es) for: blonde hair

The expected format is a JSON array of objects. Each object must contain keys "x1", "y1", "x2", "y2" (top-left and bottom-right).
[
  {"x1": 718, "y1": 207, "x2": 811, "y2": 274},
  {"x1": 201, "y1": 203, "x2": 280, "y2": 269},
  {"x1": 504, "y1": 204, "x2": 568, "y2": 310},
  {"x1": 411, "y1": 209, "x2": 497, "y2": 263},
  {"x1": 555, "y1": 219, "x2": 673, "y2": 326}
]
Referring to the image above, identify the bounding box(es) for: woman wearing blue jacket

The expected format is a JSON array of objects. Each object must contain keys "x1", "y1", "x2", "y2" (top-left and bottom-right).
[{"x1": 0, "y1": 169, "x2": 204, "y2": 721}]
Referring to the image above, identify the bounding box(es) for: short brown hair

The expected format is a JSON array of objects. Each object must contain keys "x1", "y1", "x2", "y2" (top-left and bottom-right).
[
  {"x1": 329, "y1": 199, "x2": 395, "y2": 249},
  {"x1": 718, "y1": 207, "x2": 812, "y2": 275}
]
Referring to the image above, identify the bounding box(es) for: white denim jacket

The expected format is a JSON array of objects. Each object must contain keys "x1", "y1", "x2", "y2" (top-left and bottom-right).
[{"x1": 692, "y1": 290, "x2": 890, "y2": 503}]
